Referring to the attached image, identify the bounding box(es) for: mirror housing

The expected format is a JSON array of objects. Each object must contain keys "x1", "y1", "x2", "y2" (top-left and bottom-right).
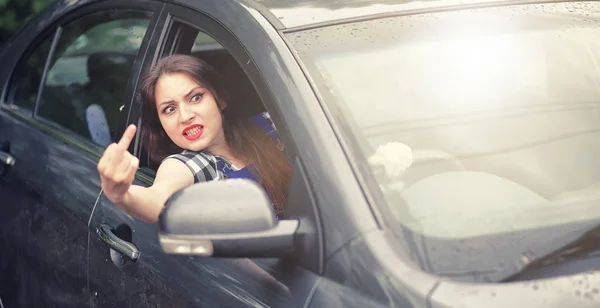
[{"x1": 157, "y1": 179, "x2": 299, "y2": 258}]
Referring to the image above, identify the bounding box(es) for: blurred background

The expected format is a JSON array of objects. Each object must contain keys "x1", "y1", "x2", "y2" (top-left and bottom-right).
[{"x1": 0, "y1": 0, "x2": 55, "y2": 45}]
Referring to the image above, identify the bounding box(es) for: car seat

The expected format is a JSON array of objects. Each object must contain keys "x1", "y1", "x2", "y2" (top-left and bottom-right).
[
  {"x1": 191, "y1": 49, "x2": 265, "y2": 117},
  {"x1": 84, "y1": 51, "x2": 136, "y2": 143}
]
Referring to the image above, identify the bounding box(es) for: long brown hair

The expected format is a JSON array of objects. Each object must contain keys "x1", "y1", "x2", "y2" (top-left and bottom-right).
[{"x1": 139, "y1": 54, "x2": 292, "y2": 215}]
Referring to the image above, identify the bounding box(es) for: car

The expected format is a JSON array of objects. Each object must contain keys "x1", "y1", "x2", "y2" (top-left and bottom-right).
[{"x1": 1, "y1": 0, "x2": 600, "y2": 307}]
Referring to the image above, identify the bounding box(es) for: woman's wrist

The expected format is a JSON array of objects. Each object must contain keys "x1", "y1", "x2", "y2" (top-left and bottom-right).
[
  {"x1": 109, "y1": 189, "x2": 132, "y2": 210},
  {"x1": 119, "y1": 189, "x2": 133, "y2": 208}
]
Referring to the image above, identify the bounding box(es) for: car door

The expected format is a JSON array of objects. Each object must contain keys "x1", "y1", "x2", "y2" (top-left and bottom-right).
[
  {"x1": 87, "y1": 2, "x2": 322, "y2": 307},
  {"x1": 0, "y1": 1, "x2": 159, "y2": 307}
]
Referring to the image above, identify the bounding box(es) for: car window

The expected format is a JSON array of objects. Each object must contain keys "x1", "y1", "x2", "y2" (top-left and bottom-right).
[
  {"x1": 290, "y1": 1, "x2": 600, "y2": 233},
  {"x1": 34, "y1": 10, "x2": 151, "y2": 146},
  {"x1": 140, "y1": 26, "x2": 269, "y2": 170},
  {"x1": 191, "y1": 32, "x2": 221, "y2": 52},
  {"x1": 288, "y1": 2, "x2": 600, "y2": 278},
  {"x1": 10, "y1": 37, "x2": 53, "y2": 115},
  {"x1": 137, "y1": 19, "x2": 294, "y2": 216}
]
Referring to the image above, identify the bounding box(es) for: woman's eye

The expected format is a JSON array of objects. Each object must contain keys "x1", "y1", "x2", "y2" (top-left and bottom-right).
[
  {"x1": 190, "y1": 93, "x2": 203, "y2": 103},
  {"x1": 162, "y1": 106, "x2": 176, "y2": 114}
]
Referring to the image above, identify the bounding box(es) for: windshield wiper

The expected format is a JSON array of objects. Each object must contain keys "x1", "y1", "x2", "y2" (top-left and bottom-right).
[{"x1": 503, "y1": 224, "x2": 600, "y2": 282}]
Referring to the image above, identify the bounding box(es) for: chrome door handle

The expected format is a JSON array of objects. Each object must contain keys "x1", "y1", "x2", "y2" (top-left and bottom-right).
[
  {"x1": 0, "y1": 151, "x2": 15, "y2": 166},
  {"x1": 97, "y1": 224, "x2": 140, "y2": 261}
]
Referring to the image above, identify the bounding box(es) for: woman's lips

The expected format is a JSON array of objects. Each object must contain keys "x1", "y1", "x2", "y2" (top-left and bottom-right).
[{"x1": 182, "y1": 124, "x2": 204, "y2": 141}]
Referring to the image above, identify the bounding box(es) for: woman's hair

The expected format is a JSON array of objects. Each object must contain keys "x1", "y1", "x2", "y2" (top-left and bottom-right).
[{"x1": 139, "y1": 54, "x2": 292, "y2": 214}]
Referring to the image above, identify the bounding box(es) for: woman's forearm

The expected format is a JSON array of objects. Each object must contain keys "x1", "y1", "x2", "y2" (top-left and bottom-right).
[{"x1": 115, "y1": 185, "x2": 167, "y2": 223}]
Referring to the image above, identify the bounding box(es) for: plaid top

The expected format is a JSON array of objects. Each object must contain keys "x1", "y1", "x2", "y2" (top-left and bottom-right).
[{"x1": 166, "y1": 150, "x2": 240, "y2": 183}]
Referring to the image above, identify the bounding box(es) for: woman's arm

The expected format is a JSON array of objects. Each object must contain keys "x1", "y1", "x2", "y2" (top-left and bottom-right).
[
  {"x1": 119, "y1": 159, "x2": 193, "y2": 223},
  {"x1": 98, "y1": 125, "x2": 193, "y2": 223}
]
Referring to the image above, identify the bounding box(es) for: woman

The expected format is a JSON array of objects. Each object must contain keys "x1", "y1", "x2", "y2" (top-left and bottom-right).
[{"x1": 97, "y1": 54, "x2": 292, "y2": 223}]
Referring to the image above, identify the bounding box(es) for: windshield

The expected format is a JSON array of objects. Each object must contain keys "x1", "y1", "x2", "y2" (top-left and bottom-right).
[{"x1": 288, "y1": 2, "x2": 600, "y2": 280}]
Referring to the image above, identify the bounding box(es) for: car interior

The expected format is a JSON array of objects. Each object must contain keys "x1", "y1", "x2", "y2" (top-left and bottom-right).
[
  {"x1": 40, "y1": 51, "x2": 136, "y2": 144},
  {"x1": 188, "y1": 33, "x2": 266, "y2": 118}
]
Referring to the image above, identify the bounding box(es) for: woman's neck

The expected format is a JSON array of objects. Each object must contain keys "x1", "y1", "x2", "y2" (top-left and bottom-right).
[{"x1": 206, "y1": 143, "x2": 246, "y2": 168}]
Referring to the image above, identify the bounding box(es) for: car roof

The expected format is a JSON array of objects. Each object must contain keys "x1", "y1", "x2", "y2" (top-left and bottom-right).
[{"x1": 253, "y1": 0, "x2": 571, "y2": 29}]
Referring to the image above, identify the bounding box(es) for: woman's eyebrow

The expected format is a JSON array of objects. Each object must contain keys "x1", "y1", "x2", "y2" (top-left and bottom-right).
[
  {"x1": 158, "y1": 87, "x2": 202, "y2": 107},
  {"x1": 183, "y1": 87, "x2": 202, "y2": 100},
  {"x1": 158, "y1": 100, "x2": 174, "y2": 108}
]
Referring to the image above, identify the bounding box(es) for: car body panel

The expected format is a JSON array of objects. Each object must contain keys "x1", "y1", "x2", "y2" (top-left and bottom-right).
[
  {"x1": 0, "y1": 2, "x2": 118, "y2": 304},
  {"x1": 88, "y1": 171, "x2": 302, "y2": 306},
  {"x1": 253, "y1": 0, "x2": 569, "y2": 29},
  {"x1": 430, "y1": 270, "x2": 600, "y2": 308},
  {"x1": 0, "y1": 111, "x2": 95, "y2": 307}
]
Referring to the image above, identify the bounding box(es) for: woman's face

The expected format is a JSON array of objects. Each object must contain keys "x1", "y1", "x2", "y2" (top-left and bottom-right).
[{"x1": 154, "y1": 73, "x2": 226, "y2": 153}]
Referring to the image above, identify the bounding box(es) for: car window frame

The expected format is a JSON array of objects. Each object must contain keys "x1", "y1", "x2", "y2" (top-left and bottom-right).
[
  {"x1": 127, "y1": 3, "x2": 324, "y2": 273},
  {"x1": 131, "y1": 3, "x2": 298, "y2": 180},
  {"x1": 1, "y1": 0, "x2": 164, "y2": 160}
]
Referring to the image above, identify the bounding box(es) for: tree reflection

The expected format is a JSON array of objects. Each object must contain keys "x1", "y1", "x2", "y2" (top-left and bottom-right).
[{"x1": 0, "y1": 0, "x2": 55, "y2": 44}]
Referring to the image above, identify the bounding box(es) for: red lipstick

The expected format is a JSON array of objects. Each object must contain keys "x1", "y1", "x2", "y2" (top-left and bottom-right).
[{"x1": 182, "y1": 124, "x2": 204, "y2": 141}]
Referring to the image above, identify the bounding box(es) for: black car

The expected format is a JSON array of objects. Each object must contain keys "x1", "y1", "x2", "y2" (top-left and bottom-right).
[{"x1": 1, "y1": 0, "x2": 600, "y2": 307}]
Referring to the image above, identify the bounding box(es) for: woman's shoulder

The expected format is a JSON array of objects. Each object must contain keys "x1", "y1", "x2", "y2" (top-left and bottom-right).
[
  {"x1": 164, "y1": 150, "x2": 224, "y2": 183},
  {"x1": 166, "y1": 150, "x2": 216, "y2": 163}
]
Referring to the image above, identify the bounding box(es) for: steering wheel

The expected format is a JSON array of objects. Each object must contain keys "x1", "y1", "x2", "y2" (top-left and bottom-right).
[
  {"x1": 370, "y1": 144, "x2": 466, "y2": 190},
  {"x1": 402, "y1": 148, "x2": 465, "y2": 186}
]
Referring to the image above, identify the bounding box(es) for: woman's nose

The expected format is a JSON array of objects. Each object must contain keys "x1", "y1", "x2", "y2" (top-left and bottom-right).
[{"x1": 178, "y1": 105, "x2": 195, "y2": 123}]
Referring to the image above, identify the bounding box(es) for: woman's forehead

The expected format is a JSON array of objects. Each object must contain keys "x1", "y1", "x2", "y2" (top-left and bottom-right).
[
  {"x1": 158, "y1": 72, "x2": 206, "y2": 87},
  {"x1": 155, "y1": 73, "x2": 208, "y2": 97}
]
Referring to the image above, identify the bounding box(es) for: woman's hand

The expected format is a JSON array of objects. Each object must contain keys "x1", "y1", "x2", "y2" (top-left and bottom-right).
[{"x1": 97, "y1": 125, "x2": 140, "y2": 205}]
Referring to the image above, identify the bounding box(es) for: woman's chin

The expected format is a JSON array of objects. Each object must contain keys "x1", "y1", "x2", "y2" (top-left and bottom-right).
[
  {"x1": 184, "y1": 144, "x2": 208, "y2": 152},
  {"x1": 175, "y1": 138, "x2": 208, "y2": 152}
]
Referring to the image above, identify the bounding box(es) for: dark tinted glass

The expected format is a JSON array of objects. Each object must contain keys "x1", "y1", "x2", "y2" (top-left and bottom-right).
[
  {"x1": 36, "y1": 10, "x2": 151, "y2": 146},
  {"x1": 10, "y1": 36, "x2": 53, "y2": 115}
]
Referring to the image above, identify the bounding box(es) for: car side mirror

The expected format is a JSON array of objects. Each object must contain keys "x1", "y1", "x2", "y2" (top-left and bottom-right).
[{"x1": 157, "y1": 179, "x2": 299, "y2": 258}]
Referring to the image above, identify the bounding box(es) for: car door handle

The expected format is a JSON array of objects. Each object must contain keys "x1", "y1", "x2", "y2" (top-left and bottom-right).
[
  {"x1": 0, "y1": 151, "x2": 15, "y2": 166},
  {"x1": 97, "y1": 224, "x2": 140, "y2": 261}
]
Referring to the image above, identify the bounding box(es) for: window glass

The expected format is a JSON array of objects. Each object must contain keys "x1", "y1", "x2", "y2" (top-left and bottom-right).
[
  {"x1": 10, "y1": 36, "x2": 53, "y2": 114},
  {"x1": 191, "y1": 32, "x2": 221, "y2": 52},
  {"x1": 288, "y1": 2, "x2": 600, "y2": 280},
  {"x1": 36, "y1": 10, "x2": 151, "y2": 146}
]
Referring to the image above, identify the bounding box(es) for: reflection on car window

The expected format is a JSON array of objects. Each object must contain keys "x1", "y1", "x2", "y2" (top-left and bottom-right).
[
  {"x1": 290, "y1": 3, "x2": 600, "y2": 238},
  {"x1": 45, "y1": 19, "x2": 149, "y2": 87},
  {"x1": 32, "y1": 10, "x2": 151, "y2": 146}
]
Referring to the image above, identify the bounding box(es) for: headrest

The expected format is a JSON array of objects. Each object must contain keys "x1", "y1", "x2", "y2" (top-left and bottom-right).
[
  {"x1": 87, "y1": 52, "x2": 134, "y2": 85},
  {"x1": 192, "y1": 50, "x2": 265, "y2": 117}
]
